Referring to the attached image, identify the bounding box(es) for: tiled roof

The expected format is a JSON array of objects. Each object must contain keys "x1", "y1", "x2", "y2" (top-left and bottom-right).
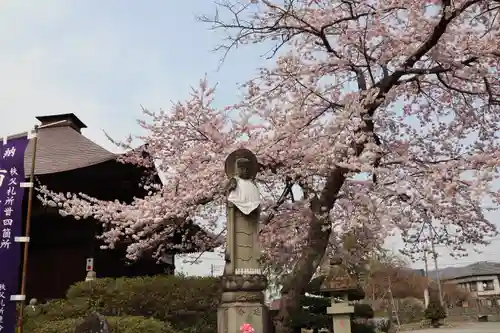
[
  {"x1": 24, "y1": 125, "x2": 116, "y2": 175},
  {"x1": 5, "y1": 113, "x2": 116, "y2": 175},
  {"x1": 429, "y1": 261, "x2": 500, "y2": 280},
  {"x1": 5, "y1": 113, "x2": 220, "y2": 251}
]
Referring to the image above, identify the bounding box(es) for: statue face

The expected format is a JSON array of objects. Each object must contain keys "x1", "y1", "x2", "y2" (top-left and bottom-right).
[{"x1": 237, "y1": 159, "x2": 251, "y2": 179}]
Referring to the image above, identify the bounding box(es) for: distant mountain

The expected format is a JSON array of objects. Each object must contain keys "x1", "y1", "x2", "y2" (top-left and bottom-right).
[{"x1": 428, "y1": 261, "x2": 500, "y2": 280}]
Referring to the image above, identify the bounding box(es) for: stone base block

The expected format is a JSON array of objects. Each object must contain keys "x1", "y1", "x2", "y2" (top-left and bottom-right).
[
  {"x1": 218, "y1": 302, "x2": 269, "y2": 333},
  {"x1": 332, "y1": 314, "x2": 351, "y2": 333}
]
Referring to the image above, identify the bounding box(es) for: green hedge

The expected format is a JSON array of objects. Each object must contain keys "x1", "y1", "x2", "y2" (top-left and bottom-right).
[
  {"x1": 24, "y1": 316, "x2": 174, "y2": 333},
  {"x1": 40, "y1": 299, "x2": 89, "y2": 320},
  {"x1": 40, "y1": 275, "x2": 221, "y2": 333}
]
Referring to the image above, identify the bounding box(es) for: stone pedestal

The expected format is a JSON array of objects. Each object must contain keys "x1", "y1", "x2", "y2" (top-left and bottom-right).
[
  {"x1": 218, "y1": 300, "x2": 268, "y2": 333},
  {"x1": 327, "y1": 302, "x2": 354, "y2": 333},
  {"x1": 218, "y1": 274, "x2": 269, "y2": 333}
]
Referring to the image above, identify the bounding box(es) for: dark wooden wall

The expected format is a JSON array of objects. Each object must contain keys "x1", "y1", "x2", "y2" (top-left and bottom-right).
[
  {"x1": 25, "y1": 211, "x2": 173, "y2": 301},
  {"x1": 21, "y1": 160, "x2": 174, "y2": 301}
]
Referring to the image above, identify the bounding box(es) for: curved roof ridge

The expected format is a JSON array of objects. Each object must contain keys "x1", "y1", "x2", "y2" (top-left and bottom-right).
[{"x1": 23, "y1": 126, "x2": 116, "y2": 175}]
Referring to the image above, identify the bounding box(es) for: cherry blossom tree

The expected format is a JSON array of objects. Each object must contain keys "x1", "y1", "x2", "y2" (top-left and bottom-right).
[
  {"x1": 364, "y1": 253, "x2": 426, "y2": 300},
  {"x1": 363, "y1": 253, "x2": 469, "y2": 303},
  {"x1": 37, "y1": 0, "x2": 500, "y2": 332}
]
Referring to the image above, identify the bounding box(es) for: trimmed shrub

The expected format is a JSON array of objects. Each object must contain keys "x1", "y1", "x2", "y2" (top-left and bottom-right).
[
  {"x1": 354, "y1": 303, "x2": 374, "y2": 319},
  {"x1": 24, "y1": 317, "x2": 80, "y2": 333},
  {"x1": 424, "y1": 298, "x2": 446, "y2": 326},
  {"x1": 352, "y1": 304, "x2": 376, "y2": 333},
  {"x1": 351, "y1": 321, "x2": 376, "y2": 333},
  {"x1": 288, "y1": 295, "x2": 331, "y2": 331},
  {"x1": 24, "y1": 316, "x2": 174, "y2": 333},
  {"x1": 41, "y1": 299, "x2": 89, "y2": 320},
  {"x1": 397, "y1": 297, "x2": 425, "y2": 324},
  {"x1": 286, "y1": 297, "x2": 376, "y2": 333},
  {"x1": 372, "y1": 318, "x2": 390, "y2": 333},
  {"x1": 64, "y1": 275, "x2": 221, "y2": 332}
]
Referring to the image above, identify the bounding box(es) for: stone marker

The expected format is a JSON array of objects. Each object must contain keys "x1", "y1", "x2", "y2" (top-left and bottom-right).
[
  {"x1": 319, "y1": 258, "x2": 365, "y2": 333},
  {"x1": 74, "y1": 312, "x2": 109, "y2": 333},
  {"x1": 218, "y1": 148, "x2": 269, "y2": 333}
]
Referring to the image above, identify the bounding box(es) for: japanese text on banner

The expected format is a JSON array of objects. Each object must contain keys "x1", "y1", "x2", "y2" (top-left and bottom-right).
[
  {"x1": 1, "y1": 167, "x2": 19, "y2": 251},
  {"x1": 0, "y1": 283, "x2": 5, "y2": 332},
  {"x1": 0, "y1": 136, "x2": 29, "y2": 333}
]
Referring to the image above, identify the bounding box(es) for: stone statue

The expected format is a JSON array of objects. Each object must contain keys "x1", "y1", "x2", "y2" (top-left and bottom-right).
[
  {"x1": 24, "y1": 298, "x2": 41, "y2": 317},
  {"x1": 74, "y1": 312, "x2": 109, "y2": 333},
  {"x1": 224, "y1": 149, "x2": 261, "y2": 276},
  {"x1": 218, "y1": 149, "x2": 269, "y2": 333}
]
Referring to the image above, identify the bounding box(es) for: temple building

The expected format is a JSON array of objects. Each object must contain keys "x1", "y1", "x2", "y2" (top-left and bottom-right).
[{"x1": 17, "y1": 113, "x2": 214, "y2": 300}]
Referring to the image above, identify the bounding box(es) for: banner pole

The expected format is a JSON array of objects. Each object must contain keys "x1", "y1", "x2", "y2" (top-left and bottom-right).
[{"x1": 16, "y1": 126, "x2": 39, "y2": 333}]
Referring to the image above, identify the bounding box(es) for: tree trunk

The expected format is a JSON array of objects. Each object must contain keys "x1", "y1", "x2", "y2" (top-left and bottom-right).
[
  {"x1": 274, "y1": 168, "x2": 347, "y2": 333},
  {"x1": 387, "y1": 296, "x2": 393, "y2": 332},
  {"x1": 274, "y1": 245, "x2": 330, "y2": 333}
]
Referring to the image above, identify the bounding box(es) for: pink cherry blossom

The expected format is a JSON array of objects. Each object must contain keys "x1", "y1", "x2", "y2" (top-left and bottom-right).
[{"x1": 37, "y1": 2, "x2": 499, "y2": 330}]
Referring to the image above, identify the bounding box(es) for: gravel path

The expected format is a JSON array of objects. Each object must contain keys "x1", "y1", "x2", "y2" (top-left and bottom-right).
[{"x1": 415, "y1": 322, "x2": 498, "y2": 333}]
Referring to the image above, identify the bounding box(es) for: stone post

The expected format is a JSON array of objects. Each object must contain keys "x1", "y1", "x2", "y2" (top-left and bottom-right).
[
  {"x1": 318, "y1": 258, "x2": 365, "y2": 333},
  {"x1": 327, "y1": 295, "x2": 354, "y2": 333},
  {"x1": 85, "y1": 270, "x2": 96, "y2": 281},
  {"x1": 217, "y1": 275, "x2": 269, "y2": 333}
]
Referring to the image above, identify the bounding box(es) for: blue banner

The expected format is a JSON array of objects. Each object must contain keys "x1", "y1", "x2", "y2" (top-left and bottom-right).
[{"x1": 0, "y1": 136, "x2": 29, "y2": 333}]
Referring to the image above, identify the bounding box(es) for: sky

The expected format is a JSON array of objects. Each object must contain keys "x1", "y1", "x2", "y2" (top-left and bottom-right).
[{"x1": 1, "y1": 0, "x2": 499, "y2": 279}]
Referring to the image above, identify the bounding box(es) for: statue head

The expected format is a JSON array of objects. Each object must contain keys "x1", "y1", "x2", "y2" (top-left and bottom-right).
[
  {"x1": 236, "y1": 158, "x2": 251, "y2": 179},
  {"x1": 225, "y1": 148, "x2": 258, "y2": 180},
  {"x1": 29, "y1": 298, "x2": 37, "y2": 306}
]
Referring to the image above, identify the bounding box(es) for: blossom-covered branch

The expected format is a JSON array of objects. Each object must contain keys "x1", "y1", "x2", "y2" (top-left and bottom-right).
[{"x1": 38, "y1": 1, "x2": 499, "y2": 332}]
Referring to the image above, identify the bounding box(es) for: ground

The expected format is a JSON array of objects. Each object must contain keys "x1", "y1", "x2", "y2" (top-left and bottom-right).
[{"x1": 417, "y1": 322, "x2": 498, "y2": 333}]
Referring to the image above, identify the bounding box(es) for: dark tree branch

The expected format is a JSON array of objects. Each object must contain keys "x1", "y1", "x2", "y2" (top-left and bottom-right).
[{"x1": 261, "y1": 177, "x2": 295, "y2": 227}]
